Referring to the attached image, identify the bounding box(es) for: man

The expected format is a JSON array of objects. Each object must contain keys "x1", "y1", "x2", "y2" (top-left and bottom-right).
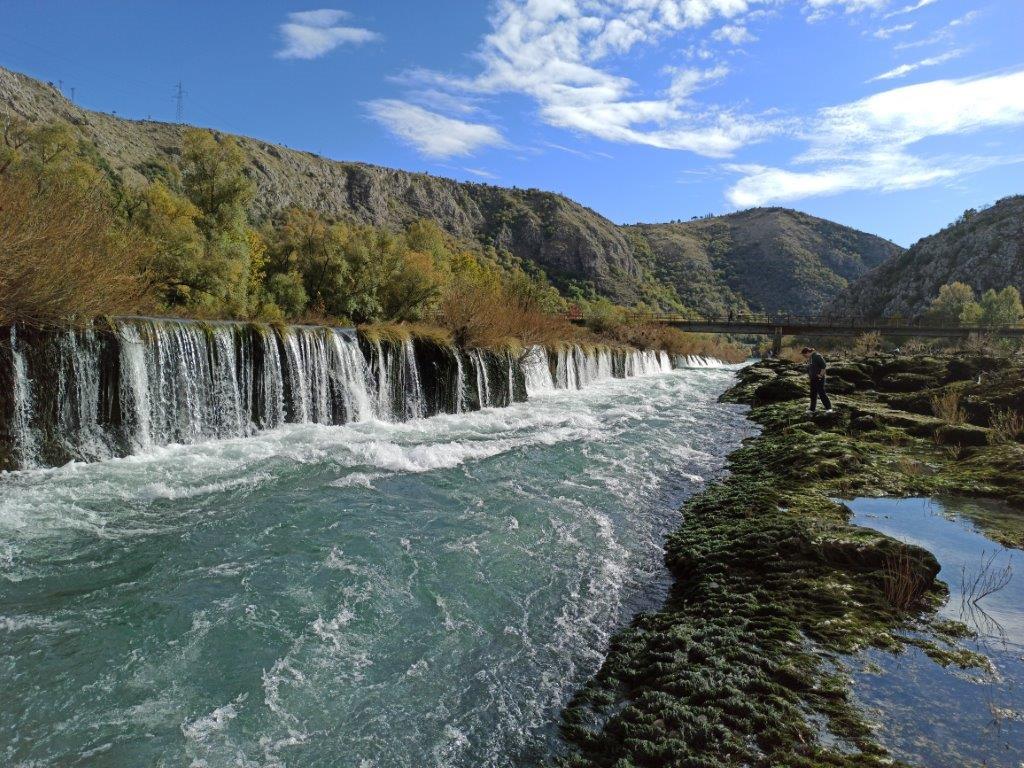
[{"x1": 801, "y1": 347, "x2": 832, "y2": 414}]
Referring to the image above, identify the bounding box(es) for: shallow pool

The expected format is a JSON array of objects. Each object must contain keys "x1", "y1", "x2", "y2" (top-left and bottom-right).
[{"x1": 845, "y1": 496, "x2": 1024, "y2": 767}]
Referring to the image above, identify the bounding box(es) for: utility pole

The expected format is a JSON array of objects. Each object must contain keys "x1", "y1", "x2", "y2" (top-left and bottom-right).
[
  {"x1": 69, "y1": 87, "x2": 76, "y2": 102},
  {"x1": 174, "y1": 81, "x2": 186, "y2": 122}
]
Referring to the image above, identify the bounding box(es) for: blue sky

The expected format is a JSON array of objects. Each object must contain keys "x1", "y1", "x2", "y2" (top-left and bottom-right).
[{"x1": 2, "y1": 0, "x2": 1022, "y2": 245}]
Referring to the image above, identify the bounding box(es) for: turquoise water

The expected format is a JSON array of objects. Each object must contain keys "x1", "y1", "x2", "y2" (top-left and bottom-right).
[
  {"x1": 1, "y1": 367, "x2": 750, "y2": 767},
  {"x1": 846, "y1": 497, "x2": 1024, "y2": 767}
]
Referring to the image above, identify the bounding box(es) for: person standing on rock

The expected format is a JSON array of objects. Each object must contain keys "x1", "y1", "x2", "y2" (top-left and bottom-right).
[{"x1": 801, "y1": 347, "x2": 833, "y2": 414}]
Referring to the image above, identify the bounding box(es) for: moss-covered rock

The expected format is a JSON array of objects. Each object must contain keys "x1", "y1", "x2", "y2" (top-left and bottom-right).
[
  {"x1": 753, "y1": 375, "x2": 806, "y2": 405},
  {"x1": 560, "y1": 353, "x2": 1024, "y2": 768},
  {"x1": 935, "y1": 422, "x2": 990, "y2": 447}
]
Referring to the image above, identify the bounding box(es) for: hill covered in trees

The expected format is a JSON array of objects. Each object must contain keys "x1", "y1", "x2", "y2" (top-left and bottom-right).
[
  {"x1": 0, "y1": 65, "x2": 904, "y2": 318},
  {"x1": 834, "y1": 196, "x2": 1024, "y2": 319},
  {"x1": 627, "y1": 208, "x2": 901, "y2": 317}
]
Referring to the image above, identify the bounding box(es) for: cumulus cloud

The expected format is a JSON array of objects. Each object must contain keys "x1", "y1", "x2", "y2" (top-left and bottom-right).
[
  {"x1": 365, "y1": 100, "x2": 507, "y2": 157},
  {"x1": 276, "y1": 8, "x2": 380, "y2": 60},
  {"x1": 385, "y1": 0, "x2": 779, "y2": 159},
  {"x1": 869, "y1": 48, "x2": 964, "y2": 81},
  {"x1": 726, "y1": 69, "x2": 1024, "y2": 206}
]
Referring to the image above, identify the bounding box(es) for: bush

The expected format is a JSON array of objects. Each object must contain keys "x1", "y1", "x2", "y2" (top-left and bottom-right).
[
  {"x1": 989, "y1": 409, "x2": 1024, "y2": 444},
  {"x1": 0, "y1": 168, "x2": 150, "y2": 327},
  {"x1": 930, "y1": 390, "x2": 965, "y2": 424}
]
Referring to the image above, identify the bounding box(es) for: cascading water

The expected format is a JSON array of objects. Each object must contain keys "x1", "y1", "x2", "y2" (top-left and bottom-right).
[
  {"x1": 673, "y1": 354, "x2": 726, "y2": 368},
  {"x1": 8, "y1": 326, "x2": 39, "y2": 468},
  {"x1": 1, "y1": 321, "x2": 687, "y2": 470}
]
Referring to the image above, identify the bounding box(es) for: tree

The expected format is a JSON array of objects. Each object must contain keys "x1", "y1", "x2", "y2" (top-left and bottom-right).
[
  {"x1": 136, "y1": 181, "x2": 204, "y2": 305},
  {"x1": 978, "y1": 286, "x2": 1023, "y2": 327},
  {"x1": 926, "y1": 282, "x2": 981, "y2": 325},
  {"x1": 181, "y1": 130, "x2": 253, "y2": 235},
  {"x1": 176, "y1": 130, "x2": 261, "y2": 314}
]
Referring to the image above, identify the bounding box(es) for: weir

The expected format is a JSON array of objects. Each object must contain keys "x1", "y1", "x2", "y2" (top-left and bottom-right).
[{"x1": 0, "y1": 318, "x2": 719, "y2": 471}]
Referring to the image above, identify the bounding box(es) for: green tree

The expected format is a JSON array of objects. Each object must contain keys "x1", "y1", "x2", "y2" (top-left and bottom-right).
[
  {"x1": 978, "y1": 286, "x2": 1024, "y2": 327},
  {"x1": 176, "y1": 130, "x2": 261, "y2": 314},
  {"x1": 136, "y1": 181, "x2": 205, "y2": 305},
  {"x1": 927, "y1": 282, "x2": 981, "y2": 325}
]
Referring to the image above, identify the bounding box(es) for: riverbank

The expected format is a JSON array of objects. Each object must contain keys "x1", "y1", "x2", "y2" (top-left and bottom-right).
[{"x1": 558, "y1": 352, "x2": 1024, "y2": 766}]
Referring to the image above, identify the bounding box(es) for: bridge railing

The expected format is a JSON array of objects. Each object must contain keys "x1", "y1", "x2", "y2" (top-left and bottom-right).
[{"x1": 562, "y1": 310, "x2": 1023, "y2": 332}]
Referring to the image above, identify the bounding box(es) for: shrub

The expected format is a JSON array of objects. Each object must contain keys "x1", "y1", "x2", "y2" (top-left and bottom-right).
[
  {"x1": 852, "y1": 331, "x2": 882, "y2": 355},
  {"x1": 930, "y1": 390, "x2": 965, "y2": 424},
  {"x1": 988, "y1": 409, "x2": 1024, "y2": 444},
  {"x1": 0, "y1": 168, "x2": 150, "y2": 327}
]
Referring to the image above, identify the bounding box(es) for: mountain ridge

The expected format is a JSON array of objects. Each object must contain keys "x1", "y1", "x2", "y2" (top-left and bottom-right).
[
  {"x1": 834, "y1": 195, "x2": 1024, "y2": 318},
  {"x1": 1, "y1": 64, "x2": 901, "y2": 315}
]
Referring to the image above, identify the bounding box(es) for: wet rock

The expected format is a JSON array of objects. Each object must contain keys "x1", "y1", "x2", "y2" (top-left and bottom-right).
[
  {"x1": 876, "y1": 372, "x2": 937, "y2": 393},
  {"x1": 754, "y1": 375, "x2": 806, "y2": 405},
  {"x1": 935, "y1": 423, "x2": 990, "y2": 447}
]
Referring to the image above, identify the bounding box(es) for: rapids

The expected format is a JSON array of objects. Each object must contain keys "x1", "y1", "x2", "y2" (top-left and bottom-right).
[{"x1": 1, "y1": 322, "x2": 746, "y2": 767}]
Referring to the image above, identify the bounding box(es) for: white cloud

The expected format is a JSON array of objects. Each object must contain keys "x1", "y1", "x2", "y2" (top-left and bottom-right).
[
  {"x1": 276, "y1": 8, "x2": 380, "y2": 60},
  {"x1": 804, "y1": 0, "x2": 888, "y2": 23},
  {"x1": 464, "y1": 167, "x2": 499, "y2": 179},
  {"x1": 384, "y1": 0, "x2": 779, "y2": 159},
  {"x1": 884, "y1": 0, "x2": 939, "y2": 18},
  {"x1": 869, "y1": 48, "x2": 964, "y2": 81},
  {"x1": 713, "y1": 24, "x2": 757, "y2": 44},
  {"x1": 873, "y1": 22, "x2": 914, "y2": 38},
  {"x1": 366, "y1": 100, "x2": 507, "y2": 157},
  {"x1": 726, "y1": 70, "x2": 1024, "y2": 206},
  {"x1": 894, "y1": 10, "x2": 976, "y2": 50}
]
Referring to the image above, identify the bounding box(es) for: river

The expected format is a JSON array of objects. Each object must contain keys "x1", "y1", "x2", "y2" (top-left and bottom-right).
[{"x1": 1, "y1": 364, "x2": 751, "y2": 767}]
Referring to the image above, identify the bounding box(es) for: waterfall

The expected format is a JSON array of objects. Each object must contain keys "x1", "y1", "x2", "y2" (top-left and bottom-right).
[
  {"x1": 9, "y1": 326, "x2": 39, "y2": 468},
  {"x1": 673, "y1": 354, "x2": 724, "y2": 368},
  {"x1": 522, "y1": 346, "x2": 554, "y2": 396},
  {"x1": 470, "y1": 349, "x2": 491, "y2": 408},
  {"x1": 452, "y1": 348, "x2": 467, "y2": 414},
  {"x1": 401, "y1": 339, "x2": 426, "y2": 420},
  {"x1": 1, "y1": 318, "x2": 678, "y2": 470}
]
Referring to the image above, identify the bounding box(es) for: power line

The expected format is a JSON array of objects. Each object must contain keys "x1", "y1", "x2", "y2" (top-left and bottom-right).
[{"x1": 174, "y1": 81, "x2": 186, "y2": 122}]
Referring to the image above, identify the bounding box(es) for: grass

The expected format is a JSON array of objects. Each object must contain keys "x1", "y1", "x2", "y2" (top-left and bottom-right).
[
  {"x1": 931, "y1": 390, "x2": 966, "y2": 424},
  {"x1": 358, "y1": 321, "x2": 454, "y2": 346},
  {"x1": 883, "y1": 546, "x2": 932, "y2": 609},
  {"x1": 988, "y1": 408, "x2": 1024, "y2": 444}
]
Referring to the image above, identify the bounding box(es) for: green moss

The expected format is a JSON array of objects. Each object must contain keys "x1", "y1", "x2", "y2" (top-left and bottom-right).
[{"x1": 558, "y1": 354, "x2": 1024, "y2": 768}]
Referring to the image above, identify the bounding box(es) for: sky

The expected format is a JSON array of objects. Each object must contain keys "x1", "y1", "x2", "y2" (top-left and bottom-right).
[{"x1": 2, "y1": 0, "x2": 1022, "y2": 246}]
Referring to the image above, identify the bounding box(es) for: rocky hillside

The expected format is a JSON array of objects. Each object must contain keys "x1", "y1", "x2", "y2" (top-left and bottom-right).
[
  {"x1": 835, "y1": 196, "x2": 1024, "y2": 318},
  {"x1": 1, "y1": 65, "x2": 899, "y2": 314},
  {"x1": 628, "y1": 208, "x2": 902, "y2": 317}
]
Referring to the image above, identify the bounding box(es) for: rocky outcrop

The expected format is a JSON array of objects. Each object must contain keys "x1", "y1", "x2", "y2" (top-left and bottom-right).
[{"x1": 834, "y1": 196, "x2": 1024, "y2": 318}]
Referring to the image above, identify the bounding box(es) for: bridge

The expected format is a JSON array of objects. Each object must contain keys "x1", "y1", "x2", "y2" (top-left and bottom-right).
[{"x1": 570, "y1": 312, "x2": 1024, "y2": 355}]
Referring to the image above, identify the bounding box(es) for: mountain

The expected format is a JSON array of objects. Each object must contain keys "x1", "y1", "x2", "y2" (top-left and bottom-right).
[
  {"x1": 835, "y1": 196, "x2": 1024, "y2": 318},
  {"x1": 1, "y1": 65, "x2": 900, "y2": 315},
  {"x1": 627, "y1": 208, "x2": 902, "y2": 317}
]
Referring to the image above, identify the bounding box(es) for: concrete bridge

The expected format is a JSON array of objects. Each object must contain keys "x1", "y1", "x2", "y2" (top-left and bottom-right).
[{"x1": 572, "y1": 312, "x2": 1024, "y2": 355}]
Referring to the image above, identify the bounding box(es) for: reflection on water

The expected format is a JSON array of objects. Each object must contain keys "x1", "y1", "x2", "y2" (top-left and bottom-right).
[{"x1": 845, "y1": 496, "x2": 1024, "y2": 768}]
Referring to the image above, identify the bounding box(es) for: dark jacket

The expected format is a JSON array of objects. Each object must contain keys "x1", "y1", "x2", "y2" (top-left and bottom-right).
[{"x1": 808, "y1": 352, "x2": 827, "y2": 379}]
